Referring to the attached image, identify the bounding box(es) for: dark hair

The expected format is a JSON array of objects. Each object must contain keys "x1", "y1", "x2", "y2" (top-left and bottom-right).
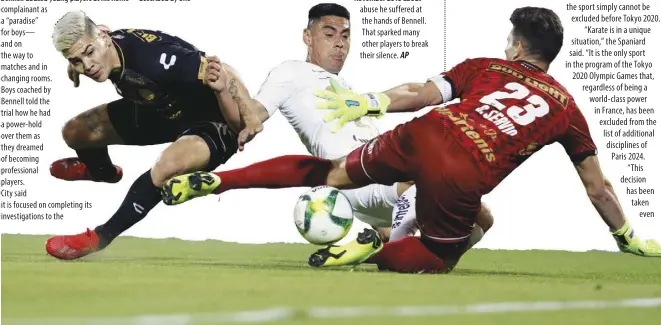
[
  {"x1": 509, "y1": 7, "x2": 563, "y2": 63},
  {"x1": 307, "y1": 3, "x2": 350, "y2": 28}
]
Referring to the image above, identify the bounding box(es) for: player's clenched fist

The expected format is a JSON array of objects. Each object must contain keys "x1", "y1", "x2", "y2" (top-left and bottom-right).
[{"x1": 204, "y1": 55, "x2": 227, "y2": 92}]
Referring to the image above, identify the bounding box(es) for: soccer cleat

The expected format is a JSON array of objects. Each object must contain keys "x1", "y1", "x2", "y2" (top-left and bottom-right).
[
  {"x1": 308, "y1": 228, "x2": 383, "y2": 268},
  {"x1": 49, "y1": 157, "x2": 123, "y2": 183},
  {"x1": 161, "y1": 171, "x2": 221, "y2": 205},
  {"x1": 45, "y1": 228, "x2": 103, "y2": 260}
]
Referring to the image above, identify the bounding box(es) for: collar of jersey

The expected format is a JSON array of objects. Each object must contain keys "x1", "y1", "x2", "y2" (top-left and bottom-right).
[
  {"x1": 109, "y1": 39, "x2": 126, "y2": 81},
  {"x1": 517, "y1": 60, "x2": 543, "y2": 72}
]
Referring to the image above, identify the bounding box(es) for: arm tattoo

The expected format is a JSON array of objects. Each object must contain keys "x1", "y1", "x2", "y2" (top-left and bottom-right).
[{"x1": 227, "y1": 78, "x2": 251, "y2": 122}]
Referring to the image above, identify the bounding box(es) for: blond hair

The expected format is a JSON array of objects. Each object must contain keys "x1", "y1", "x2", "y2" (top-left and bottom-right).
[{"x1": 52, "y1": 11, "x2": 100, "y2": 54}]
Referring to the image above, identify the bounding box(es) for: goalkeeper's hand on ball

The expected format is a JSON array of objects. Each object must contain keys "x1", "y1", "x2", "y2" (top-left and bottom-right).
[
  {"x1": 612, "y1": 220, "x2": 661, "y2": 257},
  {"x1": 314, "y1": 79, "x2": 390, "y2": 133}
]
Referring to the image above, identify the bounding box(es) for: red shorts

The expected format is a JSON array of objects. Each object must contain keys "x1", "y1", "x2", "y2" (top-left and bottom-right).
[{"x1": 346, "y1": 111, "x2": 484, "y2": 241}]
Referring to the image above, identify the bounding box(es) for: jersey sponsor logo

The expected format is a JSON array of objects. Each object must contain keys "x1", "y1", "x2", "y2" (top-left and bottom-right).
[
  {"x1": 475, "y1": 81, "x2": 552, "y2": 136},
  {"x1": 127, "y1": 29, "x2": 162, "y2": 43},
  {"x1": 487, "y1": 63, "x2": 568, "y2": 107},
  {"x1": 435, "y1": 107, "x2": 496, "y2": 163}
]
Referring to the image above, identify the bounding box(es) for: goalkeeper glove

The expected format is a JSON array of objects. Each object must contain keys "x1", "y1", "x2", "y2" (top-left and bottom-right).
[
  {"x1": 611, "y1": 220, "x2": 661, "y2": 257},
  {"x1": 314, "y1": 79, "x2": 391, "y2": 133}
]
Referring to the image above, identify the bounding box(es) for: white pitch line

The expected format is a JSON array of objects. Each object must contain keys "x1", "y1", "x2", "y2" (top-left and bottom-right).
[{"x1": 3, "y1": 297, "x2": 661, "y2": 325}]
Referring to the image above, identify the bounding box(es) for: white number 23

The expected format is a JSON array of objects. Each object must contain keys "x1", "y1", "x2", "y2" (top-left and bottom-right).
[{"x1": 479, "y1": 82, "x2": 549, "y2": 126}]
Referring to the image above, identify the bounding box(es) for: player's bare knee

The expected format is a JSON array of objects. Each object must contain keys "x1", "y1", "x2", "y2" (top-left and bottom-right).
[
  {"x1": 151, "y1": 136, "x2": 211, "y2": 187},
  {"x1": 326, "y1": 168, "x2": 349, "y2": 188},
  {"x1": 151, "y1": 157, "x2": 187, "y2": 187},
  {"x1": 476, "y1": 203, "x2": 494, "y2": 232},
  {"x1": 61, "y1": 118, "x2": 93, "y2": 150},
  {"x1": 324, "y1": 158, "x2": 350, "y2": 188}
]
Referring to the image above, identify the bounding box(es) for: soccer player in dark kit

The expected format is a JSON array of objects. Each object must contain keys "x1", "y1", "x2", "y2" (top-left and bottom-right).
[{"x1": 45, "y1": 10, "x2": 261, "y2": 260}]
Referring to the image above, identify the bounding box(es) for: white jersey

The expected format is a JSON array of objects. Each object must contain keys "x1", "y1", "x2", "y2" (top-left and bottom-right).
[{"x1": 254, "y1": 60, "x2": 381, "y2": 160}]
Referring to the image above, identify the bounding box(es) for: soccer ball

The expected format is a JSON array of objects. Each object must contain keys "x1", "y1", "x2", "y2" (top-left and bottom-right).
[{"x1": 294, "y1": 185, "x2": 354, "y2": 245}]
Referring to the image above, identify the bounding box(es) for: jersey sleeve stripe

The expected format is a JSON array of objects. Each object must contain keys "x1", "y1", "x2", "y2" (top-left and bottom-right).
[{"x1": 428, "y1": 75, "x2": 455, "y2": 103}]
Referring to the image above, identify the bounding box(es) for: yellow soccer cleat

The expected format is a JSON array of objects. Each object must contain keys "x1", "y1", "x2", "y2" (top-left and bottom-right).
[
  {"x1": 308, "y1": 228, "x2": 384, "y2": 268},
  {"x1": 161, "y1": 171, "x2": 221, "y2": 205}
]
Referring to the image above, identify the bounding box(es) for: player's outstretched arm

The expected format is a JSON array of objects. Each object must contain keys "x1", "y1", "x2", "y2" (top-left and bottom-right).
[
  {"x1": 575, "y1": 156, "x2": 625, "y2": 230},
  {"x1": 381, "y1": 81, "x2": 445, "y2": 112},
  {"x1": 575, "y1": 156, "x2": 660, "y2": 256},
  {"x1": 315, "y1": 74, "x2": 454, "y2": 133}
]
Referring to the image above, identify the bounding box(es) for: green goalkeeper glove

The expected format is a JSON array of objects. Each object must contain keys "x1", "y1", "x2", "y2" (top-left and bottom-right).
[
  {"x1": 612, "y1": 220, "x2": 661, "y2": 257},
  {"x1": 314, "y1": 79, "x2": 391, "y2": 133}
]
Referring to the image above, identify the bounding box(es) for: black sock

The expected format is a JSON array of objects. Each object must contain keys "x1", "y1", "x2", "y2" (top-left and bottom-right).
[
  {"x1": 76, "y1": 147, "x2": 117, "y2": 181},
  {"x1": 95, "y1": 169, "x2": 162, "y2": 247}
]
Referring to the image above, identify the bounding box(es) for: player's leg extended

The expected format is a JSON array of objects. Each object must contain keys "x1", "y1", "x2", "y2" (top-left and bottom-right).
[
  {"x1": 51, "y1": 101, "x2": 126, "y2": 183},
  {"x1": 46, "y1": 122, "x2": 235, "y2": 260},
  {"x1": 162, "y1": 155, "x2": 351, "y2": 205}
]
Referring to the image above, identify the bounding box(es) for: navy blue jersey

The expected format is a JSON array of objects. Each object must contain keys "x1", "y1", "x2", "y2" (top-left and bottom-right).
[{"x1": 108, "y1": 29, "x2": 222, "y2": 122}]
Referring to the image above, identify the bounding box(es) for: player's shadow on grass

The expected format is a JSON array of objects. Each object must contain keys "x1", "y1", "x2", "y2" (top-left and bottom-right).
[{"x1": 50, "y1": 255, "x2": 380, "y2": 273}]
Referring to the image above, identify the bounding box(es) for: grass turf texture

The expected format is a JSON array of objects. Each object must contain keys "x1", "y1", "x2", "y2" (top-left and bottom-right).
[{"x1": 2, "y1": 234, "x2": 661, "y2": 324}]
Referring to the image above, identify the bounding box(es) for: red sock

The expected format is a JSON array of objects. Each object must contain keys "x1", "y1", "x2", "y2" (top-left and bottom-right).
[
  {"x1": 367, "y1": 236, "x2": 455, "y2": 274},
  {"x1": 212, "y1": 155, "x2": 333, "y2": 194}
]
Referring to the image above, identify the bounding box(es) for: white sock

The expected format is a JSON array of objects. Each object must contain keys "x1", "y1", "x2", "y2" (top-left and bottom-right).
[
  {"x1": 341, "y1": 183, "x2": 400, "y2": 228},
  {"x1": 466, "y1": 225, "x2": 485, "y2": 250},
  {"x1": 390, "y1": 185, "x2": 418, "y2": 241}
]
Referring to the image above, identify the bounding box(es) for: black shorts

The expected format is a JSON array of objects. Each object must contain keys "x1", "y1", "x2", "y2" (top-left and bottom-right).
[{"x1": 107, "y1": 98, "x2": 238, "y2": 170}]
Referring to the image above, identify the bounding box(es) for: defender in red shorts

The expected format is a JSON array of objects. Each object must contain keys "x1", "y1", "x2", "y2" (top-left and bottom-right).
[{"x1": 162, "y1": 7, "x2": 660, "y2": 273}]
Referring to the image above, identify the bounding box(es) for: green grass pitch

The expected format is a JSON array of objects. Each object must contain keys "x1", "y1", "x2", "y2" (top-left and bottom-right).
[{"x1": 2, "y1": 234, "x2": 661, "y2": 324}]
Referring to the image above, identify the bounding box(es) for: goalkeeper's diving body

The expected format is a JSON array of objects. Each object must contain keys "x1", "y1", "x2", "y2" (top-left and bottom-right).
[
  {"x1": 173, "y1": 3, "x2": 494, "y2": 245},
  {"x1": 162, "y1": 6, "x2": 659, "y2": 273}
]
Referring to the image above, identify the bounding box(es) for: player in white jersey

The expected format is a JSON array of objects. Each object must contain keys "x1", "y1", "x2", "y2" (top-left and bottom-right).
[
  {"x1": 248, "y1": 4, "x2": 415, "y2": 240},
  {"x1": 204, "y1": 3, "x2": 494, "y2": 244}
]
